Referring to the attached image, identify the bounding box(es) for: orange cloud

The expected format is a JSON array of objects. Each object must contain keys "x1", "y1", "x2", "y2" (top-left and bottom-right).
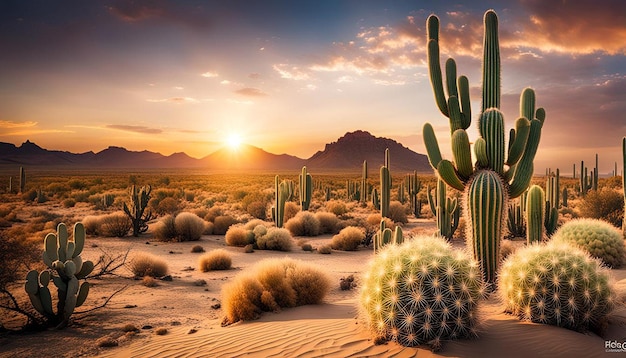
[
  {"x1": 235, "y1": 88, "x2": 268, "y2": 97},
  {"x1": 146, "y1": 97, "x2": 199, "y2": 104},
  {"x1": 0, "y1": 120, "x2": 38, "y2": 128},
  {"x1": 106, "y1": 125, "x2": 162, "y2": 134}
]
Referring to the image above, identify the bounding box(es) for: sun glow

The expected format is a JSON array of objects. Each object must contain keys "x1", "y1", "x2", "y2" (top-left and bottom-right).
[{"x1": 226, "y1": 133, "x2": 242, "y2": 149}]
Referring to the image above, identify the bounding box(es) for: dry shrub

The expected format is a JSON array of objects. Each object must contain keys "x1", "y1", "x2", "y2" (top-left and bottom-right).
[
  {"x1": 213, "y1": 215, "x2": 239, "y2": 235},
  {"x1": 221, "y1": 258, "x2": 331, "y2": 324},
  {"x1": 82, "y1": 215, "x2": 102, "y2": 235},
  {"x1": 225, "y1": 225, "x2": 251, "y2": 247},
  {"x1": 246, "y1": 201, "x2": 267, "y2": 220},
  {"x1": 96, "y1": 336, "x2": 119, "y2": 348},
  {"x1": 142, "y1": 276, "x2": 159, "y2": 287},
  {"x1": 579, "y1": 188, "x2": 624, "y2": 228},
  {"x1": 302, "y1": 243, "x2": 313, "y2": 251},
  {"x1": 198, "y1": 249, "x2": 232, "y2": 271},
  {"x1": 155, "y1": 327, "x2": 168, "y2": 335},
  {"x1": 0, "y1": 230, "x2": 39, "y2": 289},
  {"x1": 388, "y1": 201, "x2": 408, "y2": 224},
  {"x1": 100, "y1": 212, "x2": 132, "y2": 237},
  {"x1": 325, "y1": 200, "x2": 348, "y2": 216},
  {"x1": 191, "y1": 245, "x2": 205, "y2": 253},
  {"x1": 204, "y1": 207, "x2": 223, "y2": 222},
  {"x1": 244, "y1": 219, "x2": 268, "y2": 231},
  {"x1": 128, "y1": 252, "x2": 169, "y2": 277},
  {"x1": 285, "y1": 211, "x2": 320, "y2": 236},
  {"x1": 315, "y1": 212, "x2": 340, "y2": 234},
  {"x1": 174, "y1": 212, "x2": 205, "y2": 241},
  {"x1": 156, "y1": 197, "x2": 180, "y2": 215},
  {"x1": 152, "y1": 215, "x2": 177, "y2": 241},
  {"x1": 330, "y1": 226, "x2": 365, "y2": 251},
  {"x1": 62, "y1": 198, "x2": 76, "y2": 208},
  {"x1": 204, "y1": 221, "x2": 214, "y2": 235},
  {"x1": 366, "y1": 214, "x2": 395, "y2": 230},
  {"x1": 283, "y1": 202, "x2": 300, "y2": 222},
  {"x1": 257, "y1": 227, "x2": 293, "y2": 251},
  {"x1": 318, "y1": 245, "x2": 332, "y2": 254}
]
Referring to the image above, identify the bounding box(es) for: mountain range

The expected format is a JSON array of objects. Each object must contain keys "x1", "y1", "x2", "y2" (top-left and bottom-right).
[{"x1": 0, "y1": 131, "x2": 431, "y2": 172}]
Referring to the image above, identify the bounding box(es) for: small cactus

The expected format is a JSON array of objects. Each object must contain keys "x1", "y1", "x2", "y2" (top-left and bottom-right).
[
  {"x1": 551, "y1": 218, "x2": 626, "y2": 268},
  {"x1": 360, "y1": 235, "x2": 485, "y2": 350},
  {"x1": 525, "y1": 185, "x2": 544, "y2": 244},
  {"x1": 499, "y1": 241, "x2": 615, "y2": 332},
  {"x1": 427, "y1": 178, "x2": 460, "y2": 241},
  {"x1": 123, "y1": 185, "x2": 153, "y2": 237}
]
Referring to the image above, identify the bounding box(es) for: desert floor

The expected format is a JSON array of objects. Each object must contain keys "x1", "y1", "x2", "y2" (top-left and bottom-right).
[{"x1": 1, "y1": 217, "x2": 625, "y2": 358}]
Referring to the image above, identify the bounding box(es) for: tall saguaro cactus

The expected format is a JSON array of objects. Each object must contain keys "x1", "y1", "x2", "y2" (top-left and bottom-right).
[
  {"x1": 123, "y1": 185, "x2": 154, "y2": 237},
  {"x1": 423, "y1": 10, "x2": 545, "y2": 285},
  {"x1": 25, "y1": 222, "x2": 93, "y2": 328},
  {"x1": 299, "y1": 166, "x2": 312, "y2": 211},
  {"x1": 544, "y1": 168, "x2": 560, "y2": 236},
  {"x1": 360, "y1": 160, "x2": 368, "y2": 203},
  {"x1": 272, "y1": 175, "x2": 292, "y2": 228},
  {"x1": 380, "y1": 148, "x2": 391, "y2": 218},
  {"x1": 19, "y1": 166, "x2": 25, "y2": 193}
]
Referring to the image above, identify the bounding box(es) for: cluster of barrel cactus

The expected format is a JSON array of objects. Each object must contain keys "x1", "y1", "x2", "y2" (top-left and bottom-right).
[
  {"x1": 551, "y1": 218, "x2": 626, "y2": 268},
  {"x1": 360, "y1": 235, "x2": 485, "y2": 350},
  {"x1": 25, "y1": 222, "x2": 93, "y2": 327},
  {"x1": 423, "y1": 10, "x2": 545, "y2": 285},
  {"x1": 499, "y1": 241, "x2": 615, "y2": 332}
]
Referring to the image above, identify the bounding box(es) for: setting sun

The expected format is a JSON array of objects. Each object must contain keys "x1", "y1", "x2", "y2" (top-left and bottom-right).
[{"x1": 226, "y1": 133, "x2": 243, "y2": 149}]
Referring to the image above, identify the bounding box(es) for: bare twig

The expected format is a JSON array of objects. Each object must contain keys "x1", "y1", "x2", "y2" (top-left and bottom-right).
[
  {"x1": 74, "y1": 285, "x2": 128, "y2": 316},
  {"x1": 0, "y1": 288, "x2": 43, "y2": 327},
  {"x1": 90, "y1": 248, "x2": 133, "y2": 279}
]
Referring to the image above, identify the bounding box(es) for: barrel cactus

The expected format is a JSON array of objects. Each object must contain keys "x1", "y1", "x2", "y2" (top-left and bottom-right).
[
  {"x1": 360, "y1": 235, "x2": 485, "y2": 350},
  {"x1": 499, "y1": 241, "x2": 615, "y2": 332},
  {"x1": 551, "y1": 218, "x2": 626, "y2": 268},
  {"x1": 25, "y1": 222, "x2": 93, "y2": 328},
  {"x1": 423, "y1": 10, "x2": 545, "y2": 285}
]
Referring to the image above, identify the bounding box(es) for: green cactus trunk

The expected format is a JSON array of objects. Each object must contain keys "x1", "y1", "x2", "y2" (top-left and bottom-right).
[
  {"x1": 380, "y1": 149, "x2": 391, "y2": 218},
  {"x1": 466, "y1": 170, "x2": 505, "y2": 285},
  {"x1": 19, "y1": 166, "x2": 25, "y2": 193},
  {"x1": 428, "y1": 178, "x2": 460, "y2": 241},
  {"x1": 299, "y1": 166, "x2": 312, "y2": 211},
  {"x1": 123, "y1": 185, "x2": 153, "y2": 237},
  {"x1": 360, "y1": 160, "x2": 368, "y2": 203},
  {"x1": 526, "y1": 185, "x2": 544, "y2": 244}
]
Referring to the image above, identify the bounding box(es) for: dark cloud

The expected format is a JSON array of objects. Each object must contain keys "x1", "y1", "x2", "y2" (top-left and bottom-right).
[
  {"x1": 235, "y1": 88, "x2": 268, "y2": 97},
  {"x1": 106, "y1": 124, "x2": 162, "y2": 134}
]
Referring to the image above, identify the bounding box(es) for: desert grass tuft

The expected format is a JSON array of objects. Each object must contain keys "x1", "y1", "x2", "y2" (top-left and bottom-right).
[
  {"x1": 330, "y1": 226, "x2": 364, "y2": 251},
  {"x1": 128, "y1": 252, "x2": 169, "y2": 278}
]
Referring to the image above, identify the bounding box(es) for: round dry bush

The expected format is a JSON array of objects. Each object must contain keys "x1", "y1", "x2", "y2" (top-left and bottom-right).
[
  {"x1": 204, "y1": 207, "x2": 223, "y2": 223},
  {"x1": 285, "y1": 211, "x2": 320, "y2": 237},
  {"x1": 325, "y1": 200, "x2": 348, "y2": 216},
  {"x1": 315, "y1": 212, "x2": 340, "y2": 234},
  {"x1": 330, "y1": 226, "x2": 365, "y2": 251},
  {"x1": 244, "y1": 219, "x2": 269, "y2": 231},
  {"x1": 191, "y1": 245, "x2": 205, "y2": 253},
  {"x1": 203, "y1": 221, "x2": 214, "y2": 235},
  {"x1": 221, "y1": 258, "x2": 331, "y2": 324},
  {"x1": 318, "y1": 245, "x2": 332, "y2": 254},
  {"x1": 100, "y1": 212, "x2": 132, "y2": 238},
  {"x1": 128, "y1": 252, "x2": 169, "y2": 277},
  {"x1": 156, "y1": 197, "x2": 180, "y2": 215},
  {"x1": 578, "y1": 188, "x2": 624, "y2": 228},
  {"x1": 257, "y1": 227, "x2": 293, "y2": 251},
  {"x1": 225, "y1": 225, "x2": 251, "y2": 247},
  {"x1": 82, "y1": 215, "x2": 102, "y2": 235},
  {"x1": 152, "y1": 215, "x2": 177, "y2": 241},
  {"x1": 246, "y1": 201, "x2": 267, "y2": 220},
  {"x1": 551, "y1": 218, "x2": 626, "y2": 268},
  {"x1": 388, "y1": 201, "x2": 408, "y2": 224},
  {"x1": 283, "y1": 202, "x2": 300, "y2": 223},
  {"x1": 213, "y1": 215, "x2": 239, "y2": 235},
  {"x1": 174, "y1": 212, "x2": 205, "y2": 241},
  {"x1": 366, "y1": 214, "x2": 395, "y2": 230},
  {"x1": 198, "y1": 249, "x2": 232, "y2": 272},
  {"x1": 252, "y1": 224, "x2": 268, "y2": 240}
]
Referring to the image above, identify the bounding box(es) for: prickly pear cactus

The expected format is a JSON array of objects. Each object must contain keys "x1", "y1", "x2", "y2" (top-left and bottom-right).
[{"x1": 25, "y1": 222, "x2": 93, "y2": 327}]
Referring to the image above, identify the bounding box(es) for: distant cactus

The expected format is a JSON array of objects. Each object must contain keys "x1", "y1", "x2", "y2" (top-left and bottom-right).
[
  {"x1": 271, "y1": 175, "x2": 292, "y2": 228},
  {"x1": 380, "y1": 148, "x2": 391, "y2": 218},
  {"x1": 102, "y1": 193, "x2": 115, "y2": 208},
  {"x1": 507, "y1": 191, "x2": 526, "y2": 238},
  {"x1": 499, "y1": 241, "x2": 615, "y2": 332},
  {"x1": 25, "y1": 223, "x2": 93, "y2": 328},
  {"x1": 372, "y1": 219, "x2": 402, "y2": 253},
  {"x1": 406, "y1": 171, "x2": 422, "y2": 217},
  {"x1": 360, "y1": 160, "x2": 368, "y2": 203},
  {"x1": 427, "y1": 178, "x2": 460, "y2": 240},
  {"x1": 123, "y1": 185, "x2": 154, "y2": 237},
  {"x1": 544, "y1": 169, "x2": 560, "y2": 236},
  {"x1": 371, "y1": 188, "x2": 380, "y2": 210},
  {"x1": 299, "y1": 166, "x2": 312, "y2": 211},
  {"x1": 19, "y1": 166, "x2": 25, "y2": 193},
  {"x1": 360, "y1": 235, "x2": 485, "y2": 350},
  {"x1": 551, "y1": 218, "x2": 626, "y2": 268}
]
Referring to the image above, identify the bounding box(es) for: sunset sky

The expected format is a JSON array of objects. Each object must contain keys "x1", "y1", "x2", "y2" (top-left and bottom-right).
[{"x1": 1, "y1": 0, "x2": 625, "y2": 174}]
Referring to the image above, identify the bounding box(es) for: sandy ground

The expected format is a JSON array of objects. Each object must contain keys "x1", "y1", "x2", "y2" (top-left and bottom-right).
[{"x1": 1, "y1": 219, "x2": 626, "y2": 358}]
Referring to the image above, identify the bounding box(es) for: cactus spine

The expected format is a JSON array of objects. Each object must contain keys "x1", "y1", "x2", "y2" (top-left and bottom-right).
[
  {"x1": 25, "y1": 222, "x2": 93, "y2": 327},
  {"x1": 380, "y1": 148, "x2": 391, "y2": 218},
  {"x1": 427, "y1": 178, "x2": 460, "y2": 241},
  {"x1": 299, "y1": 166, "x2": 312, "y2": 211},
  {"x1": 272, "y1": 175, "x2": 292, "y2": 228},
  {"x1": 424, "y1": 10, "x2": 545, "y2": 285},
  {"x1": 526, "y1": 185, "x2": 545, "y2": 244},
  {"x1": 19, "y1": 166, "x2": 25, "y2": 193},
  {"x1": 123, "y1": 185, "x2": 154, "y2": 237}
]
